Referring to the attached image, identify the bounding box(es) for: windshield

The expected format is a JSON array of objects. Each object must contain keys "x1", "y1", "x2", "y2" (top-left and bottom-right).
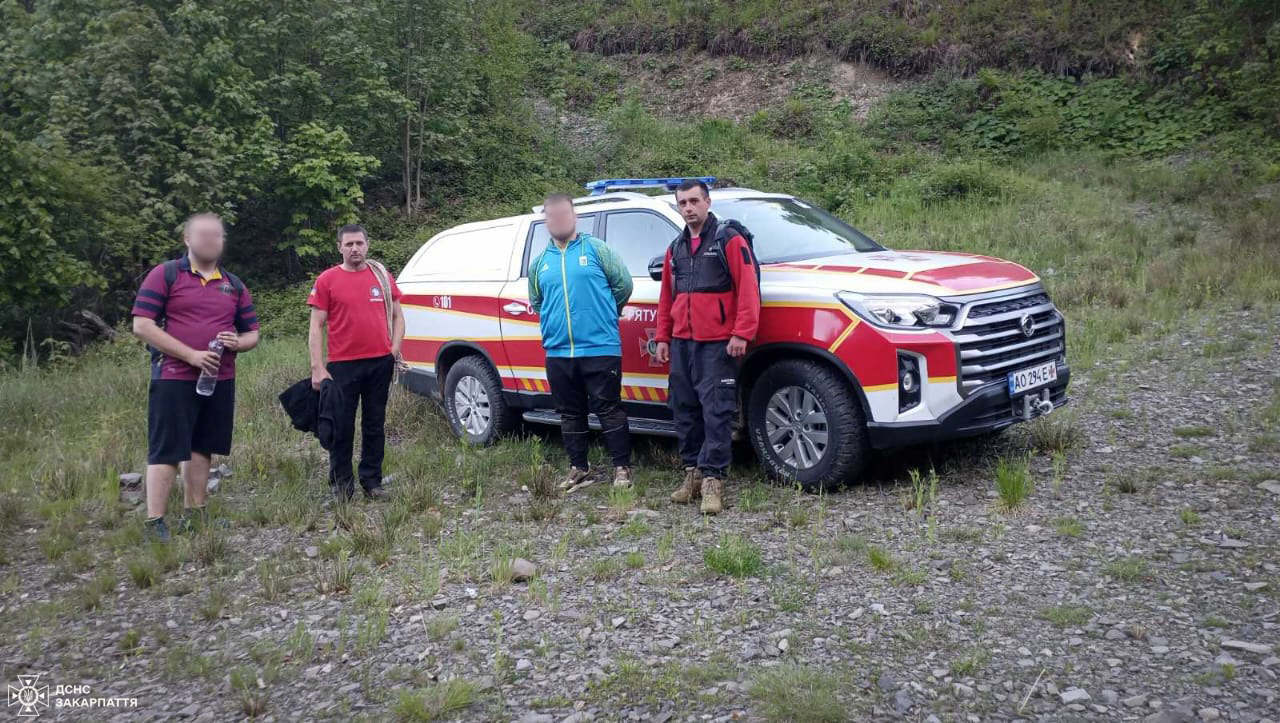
[{"x1": 699, "y1": 197, "x2": 883, "y2": 263}]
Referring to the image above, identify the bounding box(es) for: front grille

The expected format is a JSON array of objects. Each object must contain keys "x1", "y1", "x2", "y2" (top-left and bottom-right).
[{"x1": 951, "y1": 289, "x2": 1066, "y2": 394}]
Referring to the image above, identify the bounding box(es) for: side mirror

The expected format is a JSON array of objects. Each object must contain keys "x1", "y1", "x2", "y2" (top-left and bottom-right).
[{"x1": 648, "y1": 255, "x2": 664, "y2": 282}]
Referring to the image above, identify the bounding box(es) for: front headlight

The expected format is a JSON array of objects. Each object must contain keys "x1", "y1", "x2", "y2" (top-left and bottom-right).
[{"x1": 837, "y1": 292, "x2": 958, "y2": 330}]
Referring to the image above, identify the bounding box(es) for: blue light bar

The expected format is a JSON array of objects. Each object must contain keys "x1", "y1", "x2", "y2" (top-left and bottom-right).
[{"x1": 584, "y1": 176, "x2": 717, "y2": 196}]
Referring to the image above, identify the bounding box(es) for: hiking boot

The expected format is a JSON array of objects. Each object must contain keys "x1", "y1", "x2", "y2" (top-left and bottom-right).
[
  {"x1": 700, "y1": 477, "x2": 724, "y2": 515},
  {"x1": 612, "y1": 467, "x2": 632, "y2": 488},
  {"x1": 364, "y1": 486, "x2": 389, "y2": 501},
  {"x1": 559, "y1": 466, "x2": 594, "y2": 494},
  {"x1": 145, "y1": 516, "x2": 171, "y2": 543},
  {"x1": 670, "y1": 467, "x2": 700, "y2": 504}
]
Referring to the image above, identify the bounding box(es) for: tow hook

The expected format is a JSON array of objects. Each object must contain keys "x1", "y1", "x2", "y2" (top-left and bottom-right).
[{"x1": 1021, "y1": 389, "x2": 1053, "y2": 420}]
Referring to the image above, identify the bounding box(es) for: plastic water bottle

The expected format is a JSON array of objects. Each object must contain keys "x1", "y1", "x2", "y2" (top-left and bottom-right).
[{"x1": 195, "y1": 340, "x2": 225, "y2": 397}]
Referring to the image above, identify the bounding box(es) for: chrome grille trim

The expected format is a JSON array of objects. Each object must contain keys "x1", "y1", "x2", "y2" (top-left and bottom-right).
[{"x1": 947, "y1": 286, "x2": 1066, "y2": 394}]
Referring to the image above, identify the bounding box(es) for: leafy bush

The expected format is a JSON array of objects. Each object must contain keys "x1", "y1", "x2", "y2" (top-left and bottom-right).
[{"x1": 918, "y1": 161, "x2": 1006, "y2": 205}]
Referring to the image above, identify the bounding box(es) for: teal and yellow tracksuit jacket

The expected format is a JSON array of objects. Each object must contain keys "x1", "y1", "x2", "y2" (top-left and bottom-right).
[{"x1": 528, "y1": 233, "x2": 633, "y2": 358}]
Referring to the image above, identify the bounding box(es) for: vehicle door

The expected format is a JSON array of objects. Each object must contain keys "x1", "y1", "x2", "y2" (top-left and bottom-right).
[{"x1": 398, "y1": 221, "x2": 518, "y2": 390}]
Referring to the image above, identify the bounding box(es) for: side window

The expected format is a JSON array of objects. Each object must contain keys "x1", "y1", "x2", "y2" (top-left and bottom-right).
[
  {"x1": 523, "y1": 215, "x2": 596, "y2": 276},
  {"x1": 602, "y1": 211, "x2": 679, "y2": 276},
  {"x1": 411, "y1": 224, "x2": 515, "y2": 281}
]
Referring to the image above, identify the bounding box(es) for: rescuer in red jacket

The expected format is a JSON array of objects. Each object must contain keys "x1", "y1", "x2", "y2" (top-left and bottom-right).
[{"x1": 654, "y1": 179, "x2": 761, "y2": 515}]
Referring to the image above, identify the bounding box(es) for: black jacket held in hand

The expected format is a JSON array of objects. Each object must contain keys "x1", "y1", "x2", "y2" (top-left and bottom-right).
[{"x1": 278, "y1": 378, "x2": 344, "y2": 451}]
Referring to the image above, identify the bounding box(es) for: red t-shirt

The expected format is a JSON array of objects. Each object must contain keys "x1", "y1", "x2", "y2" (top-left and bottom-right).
[{"x1": 307, "y1": 265, "x2": 402, "y2": 363}]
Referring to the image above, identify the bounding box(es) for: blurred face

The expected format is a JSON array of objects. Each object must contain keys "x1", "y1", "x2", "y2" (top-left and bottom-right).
[
  {"x1": 676, "y1": 186, "x2": 710, "y2": 228},
  {"x1": 544, "y1": 198, "x2": 577, "y2": 242},
  {"x1": 184, "y1": 216, "x2": 225, "y2": 264},
  {"x1": 338, "y1": 231, "x2": 368, "y2": 267}
]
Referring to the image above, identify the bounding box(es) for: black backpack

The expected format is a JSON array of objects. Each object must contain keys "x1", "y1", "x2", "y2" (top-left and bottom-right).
[{"x1": 714, "y1": 218, "x2": 762, "y2": 287}]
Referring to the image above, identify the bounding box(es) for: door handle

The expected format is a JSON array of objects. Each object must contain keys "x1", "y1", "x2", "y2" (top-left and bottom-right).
[{"x1": 504, "y1": 302, "x2": 530, "y2": 315}]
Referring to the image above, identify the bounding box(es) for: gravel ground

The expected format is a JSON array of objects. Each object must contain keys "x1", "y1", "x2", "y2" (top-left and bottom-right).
[{"x1": 1, "y1": 307, "x2": 1277, "y2": 723}]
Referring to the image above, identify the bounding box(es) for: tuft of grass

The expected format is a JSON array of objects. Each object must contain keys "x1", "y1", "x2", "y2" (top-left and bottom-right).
[
  {"x1": 703, "y1": 534, "x2": 764, "y2": 578},
  {"x1": 426, "y1": 616, "x2": 459, "y2": 641},
  {"x1": 312, "y1": 548, "x2": 355, "y2": 594},
  {"x1": 74, "y1": 570, "x2": 117, "y2": 611},
  {"x1": 749, "y1": 664, "x2": 847, "y2": 723},
  {"x1": 490, "y1": 551, "x2": 516, "y2": 586},
  {"x1": 127, "y1": 556, "x2": 160, "y2": 589},
  {"x1": 1173, "y1": 425, "x2": 1215, "y2": 438},
  {"x1": 199, "y1": 587, "x2": 229, "y2": 621},
  {"x1": 950, "y1": 648, "x2": 990, "y2": 676},
  {"x1": 1170, "y1": 443, "x2": 1202, "y2": 459},
  {"x1": 1028, "y1": 412, "x2": 1082, "y2": 453},
  {"x1": 1038, "y1": 604, "x2": 1093, "y2": 627},
  {"x1": 1179, "y1": 507, "x2": 1201, "y2": 526},
  {"x1": 1053, "y1": 516, "x2": 1084, "y2": 538},
  {"x1": 1105, "y1": 556, "x2": 1150, "y2": 582},
  {"x1": 589, "y1": 557, "x2": 622, "y2": 582},
  {"x1": 229, "y1": 666, "x2": 269, "y2": 717},
  {"x1": 738, "y1": 481, "x2": 770, "y2": 512},
  {"x1": 994, "y1": 455, "x2": 1033, "y2": 510},
  {"x1": 939, "y1": 526, "x2": 983, "y2": 544},
  {"x1": 120, "y1": 629, "x2": 143, "y2": 654},
  {"x1": 901, "y1": 467, "x2": 939, "y2": 515},
  {"x1": 257, "y1": 559, "x2": 284, "y2": 601},
  {"x1": 393, "y1": 679, "x2": 478, "y2": 721},
  {"x1": 866, "y1": 545, "x2": 895, "y2": 572},
  {"x1": 624, "y1": 551, "x2": 645, "y2": 569},
  {"x1": 1110, "y1": 471, "x2": 1143, "y2": 494},
  {"x1": 192, "y1": 529, "x2": 232, "y2": 567}
]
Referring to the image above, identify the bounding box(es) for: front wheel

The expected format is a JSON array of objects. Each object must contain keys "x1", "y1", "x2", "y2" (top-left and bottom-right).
[
  {"x1": 442, "y1": 355, "x2": 514, "y2": 445},
  {"x1": 747, "y1": 359, "x2": 868, "y2": 492}
]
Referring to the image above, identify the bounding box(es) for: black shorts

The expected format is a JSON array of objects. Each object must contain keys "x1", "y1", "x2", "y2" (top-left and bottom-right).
[{"x1": 147, "y1": 379, "x2": 236, "y2": 465}]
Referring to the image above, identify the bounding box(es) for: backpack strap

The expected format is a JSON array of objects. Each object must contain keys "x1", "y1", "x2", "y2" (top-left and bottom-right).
[{"x1": 366, "y1": 260, "x2": 395, "y2": 342}]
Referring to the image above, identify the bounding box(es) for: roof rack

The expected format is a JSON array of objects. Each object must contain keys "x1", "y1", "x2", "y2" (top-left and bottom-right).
[{"x1": 584, "y1": 176, "x2": 716, "y2": 196}]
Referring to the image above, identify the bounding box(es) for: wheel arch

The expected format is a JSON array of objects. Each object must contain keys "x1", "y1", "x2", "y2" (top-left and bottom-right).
[
  {"x1": 739, "y1": 343, "x2": 874, "y2": 424},
  {"x1": 435, "y1": 341, "x2": 501, "y2": 387}
]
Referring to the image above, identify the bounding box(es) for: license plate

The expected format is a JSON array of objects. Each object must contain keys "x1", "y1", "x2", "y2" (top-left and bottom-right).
[{"x1": 1007, "y1": 361, "x2": 1058, "y2": 396}]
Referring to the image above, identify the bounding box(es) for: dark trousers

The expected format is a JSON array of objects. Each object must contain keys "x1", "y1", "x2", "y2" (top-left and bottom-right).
[
  {"x1": 669, "y1": 339, "x2": 738, "y2": 478},
  {"x1": 546, "y1": 355, "x2": 630, "y2": 469},
  {"x1": 327, "y1": 354, "x2": 394, "y2": 497}
]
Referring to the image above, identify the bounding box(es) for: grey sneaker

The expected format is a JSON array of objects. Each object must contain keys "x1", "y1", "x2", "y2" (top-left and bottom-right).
[
  {"x1": 612, "y1": 466, "x2": 633, "y2": 488},
  {"x1": 558, "y1": 466, "x2": 590, "y2": 490}
]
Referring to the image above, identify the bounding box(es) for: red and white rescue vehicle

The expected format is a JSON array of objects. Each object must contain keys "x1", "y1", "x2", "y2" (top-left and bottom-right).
[{"x1": 398, "y1": 178, "x2": 1069, "y2": 490}]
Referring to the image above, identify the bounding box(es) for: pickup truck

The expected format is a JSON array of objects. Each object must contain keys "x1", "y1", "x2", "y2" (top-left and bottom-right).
[{"x1": 397, "y1": 177, "x2": 1069, "y2": 490}]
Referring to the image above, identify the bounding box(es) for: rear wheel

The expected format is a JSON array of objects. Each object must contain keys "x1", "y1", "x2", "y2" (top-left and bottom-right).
[
  {"x1": 443, "y1": 355, "x2": 514, "y2": 445},
  {"x1": 747, "y1": 359, "x2": 868, "y2": 492}
]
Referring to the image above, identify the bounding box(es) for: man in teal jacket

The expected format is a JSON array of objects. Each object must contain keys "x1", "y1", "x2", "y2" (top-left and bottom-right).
[{"x1": 529, "y1": 193, "x2": 634, "y2": 492}]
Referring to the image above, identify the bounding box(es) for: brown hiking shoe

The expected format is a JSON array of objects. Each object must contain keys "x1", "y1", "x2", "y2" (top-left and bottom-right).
[
  {"x1": 670, "y1": 467, "x2": 700, "y2": 504},
  {"x1": 700, "y1": 477, "x2": 724, "y2": 515},
  {"x1": 558, "y1": 466, "x2": 592, "y2": 493},
  {"x1": 612, "y1": 466, "x2": 632, "y2": 488}
]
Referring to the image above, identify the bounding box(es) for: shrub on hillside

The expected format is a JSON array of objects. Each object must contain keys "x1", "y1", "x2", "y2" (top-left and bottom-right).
[{"x1": 917, "y1": 162, "x2": 1005, "y2": 205}]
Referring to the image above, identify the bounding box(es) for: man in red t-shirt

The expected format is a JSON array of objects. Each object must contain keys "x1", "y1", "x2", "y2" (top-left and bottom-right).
[{"x1": 307, "y1": 224, "x2": 405, "y2": 501}]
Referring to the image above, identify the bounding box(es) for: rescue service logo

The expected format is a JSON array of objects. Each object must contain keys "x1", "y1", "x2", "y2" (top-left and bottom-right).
[
  {"x1": 639, "y1": 328, "x2": 662, "y2": 367},
  {"x1": 7, "y1": 674, "x2": 138, "y2": 717},
  {"x1": 370, "y1": 285, "x2": 382, "y2": 299},
  {"x1": 8, "y1": 674, "x2": 45, "y2": 717}
]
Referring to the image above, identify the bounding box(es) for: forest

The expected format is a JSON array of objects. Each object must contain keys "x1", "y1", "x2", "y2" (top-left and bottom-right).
[{"x1": 1, "y1": 0, "x2": 1277, "y2": 358}]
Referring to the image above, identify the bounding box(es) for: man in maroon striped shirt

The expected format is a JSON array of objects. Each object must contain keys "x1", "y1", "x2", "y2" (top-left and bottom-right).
[{"x1": 131, "y1": 213, "x2": 260, "y2": 542}]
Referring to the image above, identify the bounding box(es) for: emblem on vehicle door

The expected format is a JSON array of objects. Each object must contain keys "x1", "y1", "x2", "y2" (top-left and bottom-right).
[
  {"x1": 639, "y1": 328, "x2": 662, "y2": 367},
  {"x1": 1020, "y1": 314, "x2": 1035, "y2": 338}
]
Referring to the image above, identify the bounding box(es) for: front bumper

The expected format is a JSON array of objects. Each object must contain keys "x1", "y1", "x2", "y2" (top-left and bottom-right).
[{"x1": 866, "y1": 363, "x2": 1070, "y2": 449}]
